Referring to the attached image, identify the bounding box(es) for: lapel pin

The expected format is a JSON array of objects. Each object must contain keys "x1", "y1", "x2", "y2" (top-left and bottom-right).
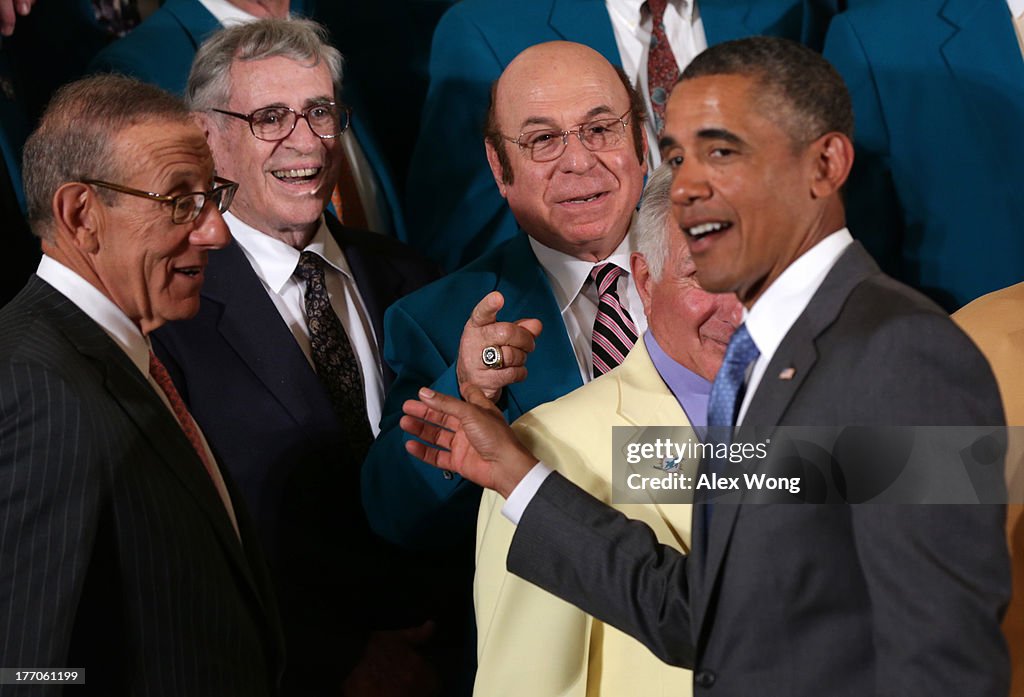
[{"x1": 778, "y1": 367, "x2": 796, "y2": 380}]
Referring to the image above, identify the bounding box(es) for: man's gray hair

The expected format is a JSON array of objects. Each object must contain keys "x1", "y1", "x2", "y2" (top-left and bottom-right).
[
  {"x1": 187, "y1": 17, "x2": 344, "y2": 112},
  {"x1": 22, "y1": 74, "x2": 192, "y2": 241},
  {"x1": 633, "y1": 164, "x2": 675, "y2": 281}
]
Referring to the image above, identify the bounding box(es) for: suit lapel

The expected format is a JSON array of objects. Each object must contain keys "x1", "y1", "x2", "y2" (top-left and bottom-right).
[
  {"x1": 163, "y1": 0, "x2": 221, "y2": 48},
  {"x1": 548, "y1": 0, "x2": 621, "y2": 64},
  {"x1": 200, "y1": 241, "x2": 335, "y2": 434},
  {"x1": 31, "y1": 279, "x2": 266, "y2": 606},
  {"x1": 331, "y1": 215, "x2": 393, "y2": 358},
  {"x1": 614, "y1": 342, "x2": 695, "y2": 550},
  {"x1": 496, "y1": 236, "x2": 584, "y2": 417},
  {"x1": 939, "y1": 0, "x2": 1024, "y2": 195},
  {"x1": 695, "y1": 243, "x2": 880, "y2": 640}
]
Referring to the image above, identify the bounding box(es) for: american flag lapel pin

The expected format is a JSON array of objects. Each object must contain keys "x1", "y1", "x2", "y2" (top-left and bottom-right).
[{"x1": 778, "y1": 367, "x2": 796, "y2": 380}]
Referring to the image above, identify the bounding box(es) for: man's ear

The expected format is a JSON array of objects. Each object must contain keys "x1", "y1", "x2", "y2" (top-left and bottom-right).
[
  {"x1": 191, "y1": 111, "x2": 212, "y2": 140},
  {"x1": 485, "y1": 139, "x2": 509, "y2": 199},
  {"x1": 52, "y1": 182, "x2": 101, "y2": 253},
  {"x1": 630, "y1": 251, "x2": 654, "y2": 318},
  {"x1": 809, "y1": 132, "x2": 854, "y2": 199}
]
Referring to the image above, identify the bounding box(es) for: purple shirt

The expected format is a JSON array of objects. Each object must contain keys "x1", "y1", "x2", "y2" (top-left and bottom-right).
[{"x1": 644, "y1": 331, "x2": 711, "y2": 438}]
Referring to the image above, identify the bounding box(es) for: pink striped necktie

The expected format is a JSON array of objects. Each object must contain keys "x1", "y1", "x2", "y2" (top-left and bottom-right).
[{"x1": 591, "y1": 263, "x2": 639, "y2": 377}]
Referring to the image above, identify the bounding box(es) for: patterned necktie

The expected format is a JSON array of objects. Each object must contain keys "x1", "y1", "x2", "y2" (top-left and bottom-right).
[
  {"x1": 293, "y1": 251, "x2": 374, "y2": 459},
  {"x1": 703, "y1": 324, "x2": 759, "y2": 530},
  {"x1": 645, "y1": 0, "x2": 681, "y2": 135},
  {"x1": 707, "y1": 324, "x2": 760, "y2": 431},
  {"x1": 591, "y1": 263, "x2": 639, "y2": 377},
  {"x1": 149, "y1": 351, "x2": 240, "y2": 538}
]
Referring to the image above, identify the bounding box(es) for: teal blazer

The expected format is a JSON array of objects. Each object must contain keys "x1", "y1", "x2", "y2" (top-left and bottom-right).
[
  {"x1": 824, "y1": 0, "x2": 1024, "y2": 310},
  {"x1": 362, "y1": 233, "x2": 584, "y2": 547},
  {"x1": 404, "y1": 0, "x2": 836, "y2": 271}
]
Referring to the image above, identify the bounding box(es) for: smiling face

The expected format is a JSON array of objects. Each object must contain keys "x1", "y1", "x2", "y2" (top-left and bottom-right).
[
  {"x1": 205, "y1": 54, "x2": 340, "y2": 246},
  {"x1": 486, "y1": 43, "x2": 646, "y2": 262},
  {"x1": 660, "y1": 74, "x2": 836, "y2": 306},
  {"x1": 634, "y1": 227, "x2": 742, "y2": 381},
  {"x1": 92, "y1": 120, "x2": 231, "y2": 334}
]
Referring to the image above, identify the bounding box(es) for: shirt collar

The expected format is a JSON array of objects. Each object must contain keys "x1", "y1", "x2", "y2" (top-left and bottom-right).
[
  {"x1": 35, "y1": 255, "x2": 151, "y2": 375},
  {"x1": 196, "y1": 0, "x2": 260, "y2": 25},
  {"x1": 606, "y1": 0, "x2": 693, "y2": 25},
  {"x1": 644, "y1": 330, "x2": 711, "y2": 428},
  {"x1": 744, "y1": 228, "x2": 854, "y2": 363},
  {"x1": 527, "y1": 220, "x2": 637, "y2": 314},
  {"x1": 226, "y1": 212, "x2": 352, "y2": 293},
  {"x1": 1009, "y1": 0, "x2": 1024, "y2": 19}
]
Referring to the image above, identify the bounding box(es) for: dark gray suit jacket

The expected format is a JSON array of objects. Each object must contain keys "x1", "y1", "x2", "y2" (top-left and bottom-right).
[
  {"x1": 0, "y1": 276, "x2": 283, "y2": 697},
  {"x1": 508, "y1": 243, "x2": 1011, "y2": 696}
]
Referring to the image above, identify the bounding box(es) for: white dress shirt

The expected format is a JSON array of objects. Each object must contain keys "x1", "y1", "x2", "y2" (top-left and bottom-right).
[
  {"x1": 605, "y1": 0, "x2": 708, "y2": 167},
  {"x1": 528, "y1": 226, "x2": 648, "y2": 386},
  {"x1": 197, "y1": 0, "x2": 259, "y2": 25},
  {"x1": 739, "y1": 228, "x2": 853, "y2": 424},
  {"x1": 227, "y1": 212, "x2": 386, "y2": 434},
  {"x1": 34, "y1": 255, "x2": 226, "y2": 492},
  {"x1": 504, "y1": 228, "x2": 854, "y2": 524}
]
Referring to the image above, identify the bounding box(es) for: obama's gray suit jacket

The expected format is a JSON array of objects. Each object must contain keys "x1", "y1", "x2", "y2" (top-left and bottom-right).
[{"x1": 508, "y1": 242, "x2": 1011, "y2": 697}]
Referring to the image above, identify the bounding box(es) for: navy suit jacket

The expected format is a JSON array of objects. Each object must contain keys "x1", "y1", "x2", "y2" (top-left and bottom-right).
[
  {"x1": 363, "y1": 234, "x2": 584, "y2": 548},
  {"x1": 824, "y1": 0, "x2": 1024, "y2": 310},
  {"x1": 0, "y1": 277, "x2": 283, "y2": 697},
  {"x1": 404, "y1": 0, "x2": 837, "y2": 271},
  {"x1": 88, "y1": 0, "x2": 406, "y2": 239},
  {"x1": 152, "y1": 215, "x2": 439, "y2": 694}
]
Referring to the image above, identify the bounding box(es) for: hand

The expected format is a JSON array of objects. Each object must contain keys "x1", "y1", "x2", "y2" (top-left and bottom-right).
[
  {"x1": 455, "y1": 291, "x2": 543, "y2": 402},
  {"x1": 342, "y1": 622, "x2": 439, "y2": 697},
  {"x1": 401, "y1": 384, "x2": 538, "y2": 499},
  {"x1": 0, "y1": 0, "x2": 35, "y2": 36}
]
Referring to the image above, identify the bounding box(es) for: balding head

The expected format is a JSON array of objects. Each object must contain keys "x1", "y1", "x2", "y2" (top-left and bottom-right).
[{"x1": 482, "y1": 41, "x2": 647, "y2": 262}]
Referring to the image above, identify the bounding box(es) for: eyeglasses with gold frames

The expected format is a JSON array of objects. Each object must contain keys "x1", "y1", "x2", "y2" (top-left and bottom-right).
[
  {"x1": 211, "y1": 102, "x2": 352, "y2": 142},
  {"x1": 82, "y1": 176, "x2": 239, "y2": 224},
  {"x1": 504, "y1": 110, "x2": 632, "y2": 162}
]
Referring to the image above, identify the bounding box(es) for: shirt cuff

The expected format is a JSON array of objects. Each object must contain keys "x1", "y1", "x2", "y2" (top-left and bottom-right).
[{"x1": 501, "y1": 462, "x2": 553, "y2": 525}]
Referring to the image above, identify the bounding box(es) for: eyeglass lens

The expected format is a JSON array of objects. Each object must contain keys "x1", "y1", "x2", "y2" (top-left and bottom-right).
[
  {"x1": 250, "y1": 104, "x2": 345, "y2": 140},
  {"x1": 170, "y1": 184, "x2": 235, "y2": 224},
  {"x1": 521, "y1": 116, "x2": 627, "y2": 161}
]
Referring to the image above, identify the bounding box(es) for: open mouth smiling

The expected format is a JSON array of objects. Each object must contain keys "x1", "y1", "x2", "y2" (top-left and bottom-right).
[
  {"x1": 684, "y1": 221, "x2": 733, "y2": 238},
  {"x1": 271, "y1": 167, "x2": 321, "y2": 183}
]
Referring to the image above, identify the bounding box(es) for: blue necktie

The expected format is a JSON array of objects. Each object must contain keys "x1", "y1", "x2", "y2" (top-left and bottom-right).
[{"x1": 704, "y1": 324, "x2": 760, "y2": 531}]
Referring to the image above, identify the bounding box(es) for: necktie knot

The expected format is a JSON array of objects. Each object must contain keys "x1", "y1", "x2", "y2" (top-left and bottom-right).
[
  {"x1": 294, "y1": 250, "x2": 326, "y2": 283},
  {"x1": 590, "y1": 262, "x2": 625, "y2": 295},
  {"x1": 645, "y1": 0, "x2": 669, "y2": 24},
  {"x1": 590, "y1": 263, "x2": 638, "y2": 377},
  {"x1": 707, "y1": 324, "x2": 760, "y2": 430}
]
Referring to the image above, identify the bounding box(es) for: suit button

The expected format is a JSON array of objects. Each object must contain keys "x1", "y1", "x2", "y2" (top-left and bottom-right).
[{"x1": 695, "y1": 669, "x2": 717, "y2": 688}]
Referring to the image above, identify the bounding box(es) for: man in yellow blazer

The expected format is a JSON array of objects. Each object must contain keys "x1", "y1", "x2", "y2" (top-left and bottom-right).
[
  {"x1": 954, "y1": 282, "x2": 1024, "y2": 696},
  {"x1": 472, "y1": 165, "x2": 742, "y2": 697}
]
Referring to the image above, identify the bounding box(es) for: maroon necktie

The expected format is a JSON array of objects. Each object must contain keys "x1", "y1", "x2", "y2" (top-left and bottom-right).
[
  {"x1": 149, "y1": 351, "x2": 240, "y2": 537},
  {"x1": 645, "y1": 0, "x2": 681, "y2": 135},
  {"x1": 591, "y1": 263, "x2": 639, "y2": 377}
]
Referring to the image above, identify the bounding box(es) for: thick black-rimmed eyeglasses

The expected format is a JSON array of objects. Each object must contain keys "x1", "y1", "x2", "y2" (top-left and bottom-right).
[
  {"x1": 82, "y1": 176, "x2": 239, "y2": 224},
  {"x1": 504, "y1": 110, "x2": 632, "y2": 162},
  {"x1": 211, "y1": 102, "x2": 352, "y2": 142}
]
